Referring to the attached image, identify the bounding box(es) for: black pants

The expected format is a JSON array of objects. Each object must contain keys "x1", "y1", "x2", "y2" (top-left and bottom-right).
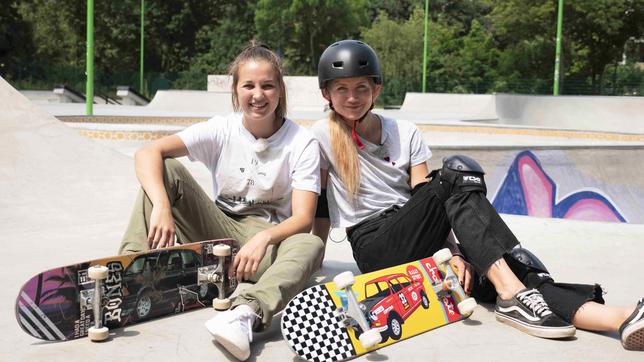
[
  {"x1": 347, "y1": 169, "x2": 604, "y2": 323},
  {"x1": 471, "y1": 254, "x2": 605, "y2": 323},
  {"x1": 347, "y1": 168, "x2": 518, "y2": 276}
]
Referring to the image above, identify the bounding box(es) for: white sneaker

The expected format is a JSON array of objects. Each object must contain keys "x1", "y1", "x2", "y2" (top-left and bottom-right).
[{"x1": 205, "y1": 304, "x2": 258, "y2": 360}]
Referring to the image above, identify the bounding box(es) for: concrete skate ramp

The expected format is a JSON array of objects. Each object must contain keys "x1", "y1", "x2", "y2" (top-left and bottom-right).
[
  {"x1": 2, "y1": 76, "x2": 643, "y2": 361},
  {"x1": 0, "y1": 76, "x2": 138, "y2": 272},
  {"x1": 146, "y1": 89, "x2": 234, "y2": 115},
  {"x1": 398, "y1": 93, "x2": 644, "y2": 133},
  {"x1": 495, "y1": 94, "x2": 644, "y2": 133},
  {"x1": 430, "y1": 146, "x2": 644, "y2": 224},
  {"x1": 400, "y1": 93, "x2": 497, "y2": 121}
]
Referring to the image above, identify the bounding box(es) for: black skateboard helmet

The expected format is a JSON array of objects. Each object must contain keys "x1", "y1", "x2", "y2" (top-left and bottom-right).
[{"x1": 317, "y1": 40, "x2": 382, "y2": 89}]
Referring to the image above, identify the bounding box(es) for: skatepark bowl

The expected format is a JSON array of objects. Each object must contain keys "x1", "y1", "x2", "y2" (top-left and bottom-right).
[{"x1": 2, "y1": 75, "x2": 643, "y2": 361}]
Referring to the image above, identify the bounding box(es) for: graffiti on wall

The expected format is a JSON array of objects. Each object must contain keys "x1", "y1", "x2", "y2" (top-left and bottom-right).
[{"x1": 492, "y1": 150, "x2": 626, "y2": 223}]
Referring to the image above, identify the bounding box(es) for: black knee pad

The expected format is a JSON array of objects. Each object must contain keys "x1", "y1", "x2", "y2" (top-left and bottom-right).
[
  {"x1": 438, "y1": 155, "x2": 487, "y2": 195},
  {"x1": 443, "y1": 154, "x2": 485, "y2": 174},
  {"x1": 510, "y1": 246, "x2": 549, "y2": 273}
]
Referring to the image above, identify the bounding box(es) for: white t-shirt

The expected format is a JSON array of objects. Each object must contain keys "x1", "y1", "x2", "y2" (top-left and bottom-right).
[
  {"x1": 311, "y1": 115, "x2": 431, "y2": 228},
  {"x1": 178, "y1": 113, "x2": 320, "y2": 224}
]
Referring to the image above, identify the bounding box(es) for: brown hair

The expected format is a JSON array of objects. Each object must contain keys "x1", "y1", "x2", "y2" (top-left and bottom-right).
[{"x1": 229, "y1": 41, "x2": 287, "y2": 122}]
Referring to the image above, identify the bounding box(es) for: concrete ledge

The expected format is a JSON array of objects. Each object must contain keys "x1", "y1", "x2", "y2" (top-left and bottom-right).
[
  {"x1": 397, "y1": 92, "x2": 644, "y2": 133},
  {"x1": 401, "y1": 92, "x2": 497, "y2": 121},
  {"x1": 116, "y1": 86, "x2": 150, "y2": 106}
]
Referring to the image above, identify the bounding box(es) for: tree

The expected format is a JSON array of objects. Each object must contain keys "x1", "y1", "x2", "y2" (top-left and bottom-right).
[
  {"x1": 449, "y1": 20, "x2": 500, "y2": 93},
  {"x1": 255, "y1": 0, "x2": 369, "y2": 75},
  {"x1": 174, "y1": 2, "x2": 256, "y2": 89},
  {"x1": 366, "y1": 0, "x2": 415, "y2": 22},
  {"x1": 0, "y1": 1, "x2": 34, "y2": 80},
  {"x1": 564, "y1": 0, "x2": 643, "y2": 92},
  {"x1": 362, "y1": 5, "x2": 500, "y2": 103},
  {"x1": 490, "y1": 0, "x2": 644, "y2": 94}
]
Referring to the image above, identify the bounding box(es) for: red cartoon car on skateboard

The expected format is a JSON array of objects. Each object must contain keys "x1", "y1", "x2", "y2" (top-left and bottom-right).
[{"x1": 357, "y1": 273, "x2": 430, "y2": 342}]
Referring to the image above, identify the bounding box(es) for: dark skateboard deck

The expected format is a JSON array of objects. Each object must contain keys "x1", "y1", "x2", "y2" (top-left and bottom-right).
[{"x1": 16, "y1": 239, "x2": 239, "y2": 341}]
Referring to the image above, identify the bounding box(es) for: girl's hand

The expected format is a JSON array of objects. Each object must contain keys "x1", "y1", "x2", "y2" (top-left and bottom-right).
[
  {"x1": 450, "y1": 255, "x2": 474, "y2": 294},
  {"x1": 148, "y1": 205, "x2": 176, "y2": 249},
  {"x1": 230, "y1": 231, "x2": 271, "y2": 281}
]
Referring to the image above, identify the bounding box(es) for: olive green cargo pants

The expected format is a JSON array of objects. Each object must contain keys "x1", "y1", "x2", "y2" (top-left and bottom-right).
[{"x1": 119, "y1": 158, "x2": 324, "y2": 330}]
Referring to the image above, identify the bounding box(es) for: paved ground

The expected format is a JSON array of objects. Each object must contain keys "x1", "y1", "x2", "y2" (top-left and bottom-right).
[{"x1": 2, "y1": 77, "x2": 643, "y2": 361}]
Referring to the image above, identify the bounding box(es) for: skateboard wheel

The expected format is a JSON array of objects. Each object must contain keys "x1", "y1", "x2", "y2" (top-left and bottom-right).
[
  {"x1": 359, "y1": 329, "x2": 381, "y2": 349},
  {"x1": 88, "y1": 326, "x2": 109, "y2": 341},
  {"x1": 212, "y1": 244, "x2": 232, "y2": 257},
  {"x1": 432, "y1": 248, "x2": 452, "y2": 265},
  {"x1": 87, "y1": 265, "x2": 109, "y2": 280},
  {"x1": 213, "y1": 298, "x2": 231, "y2": 311},
  {"x1": 333, "y1": 271, "x2": 355, "y2": 290},
  {"x1": 457, "y1": 297, "x2": 477, "y2": 316}
]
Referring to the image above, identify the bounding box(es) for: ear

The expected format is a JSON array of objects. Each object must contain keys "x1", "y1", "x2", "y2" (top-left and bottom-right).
[
  {"x1": 321, "y1": 88, "x2": 331, "y2": 102},
  {"x1": 372, "y1": 84, "x2": 383, "y2": 101}
]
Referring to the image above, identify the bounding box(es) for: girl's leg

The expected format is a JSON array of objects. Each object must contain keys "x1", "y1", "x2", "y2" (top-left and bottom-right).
[
  {"x1": 572, "y1": 302, "x2": 632, "y2": 332},
  {"x1": 436, "y1": 160, "x2": 574, "y2": 337},
  {"x1": 573, "y1": 299, "x2": 644, "y2": 350},
  {"x1": 119, "y1": 158, "x2": 241, "y2": 254},
  {"x1": 206, "y1": 217, "x2": 325, "y2": 360},
  {"x1": 485, "y1": 258, "x2": 526, "y2": 300},
  {"x1": 232, "y1": 230, "x2": 325, "y2": 329}
]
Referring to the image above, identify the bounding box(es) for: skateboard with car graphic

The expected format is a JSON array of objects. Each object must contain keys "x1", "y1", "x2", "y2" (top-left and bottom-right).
[
  {"x1": 281, "y1": 248, "x2": 476, "y2": 362},
  {"x1": 15, "y1": 239, "x2": 239, "y2": 342}
]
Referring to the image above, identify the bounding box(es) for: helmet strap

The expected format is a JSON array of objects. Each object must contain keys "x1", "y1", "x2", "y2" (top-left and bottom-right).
[{"x1": 351, "y1": 103, "x2": 375, "y2": 150}]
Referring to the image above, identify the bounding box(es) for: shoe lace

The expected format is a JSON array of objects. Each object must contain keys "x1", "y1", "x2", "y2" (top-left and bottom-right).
[{"x1": 518, "y1": 289, "x2": 552, "y2": 317}]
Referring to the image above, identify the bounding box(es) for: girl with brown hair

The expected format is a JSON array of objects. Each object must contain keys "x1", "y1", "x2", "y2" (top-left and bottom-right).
[{"x1": 119, "y1": 42, "x2": 324, "y2": 360}]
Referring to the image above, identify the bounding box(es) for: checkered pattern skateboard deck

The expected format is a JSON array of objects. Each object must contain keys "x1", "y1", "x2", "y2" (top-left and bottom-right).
[
  {"x1": 281, "y1": 253, "x2": 475, "y2": 361},
  {"x1": 282, "y1": 285, "x2": 356, "y2": 361}
]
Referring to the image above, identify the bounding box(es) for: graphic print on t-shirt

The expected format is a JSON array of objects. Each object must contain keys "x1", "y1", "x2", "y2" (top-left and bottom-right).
[{"x1": 216, "y1": 144, "x2": 288, "y2": 222}]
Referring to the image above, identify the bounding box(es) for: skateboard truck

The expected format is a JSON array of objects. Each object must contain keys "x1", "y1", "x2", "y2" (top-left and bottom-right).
[
  {"x1": 333, "y1": 271, "x2": 382, "y2": 349},
  {"x1": 198, "y1": 244, "x2": 232, "y2": 310},
  {"x1": 85, "y1": 265, "x2": 110, "y2": 342},
  {"x1": 430, "y1": 249, "x2": 477, "y2": 316}
]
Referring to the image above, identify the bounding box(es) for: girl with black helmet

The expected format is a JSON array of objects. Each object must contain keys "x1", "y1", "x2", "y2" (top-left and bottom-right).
[{"x1": 311, "y1": 39, "x2": 644, "y2": 349}]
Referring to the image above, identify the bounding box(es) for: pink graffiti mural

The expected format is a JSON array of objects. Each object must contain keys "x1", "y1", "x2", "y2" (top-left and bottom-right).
[{"x1": 492, "y1": 151, "x2": 625, "y2": 223}]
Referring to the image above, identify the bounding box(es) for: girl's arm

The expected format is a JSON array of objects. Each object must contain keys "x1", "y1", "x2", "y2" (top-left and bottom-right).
[
  {"x1": 410, "y1": 161, "x2": 430, "y2": 188},
  {"x1": 312, "y1": 169, "x2": 330, "y2": 243},
  {"x1": 134, "y1": 135, "x2": 189, "y2": 249},
  {"x1": 231, "y1": 188, "x2": 318, "y2": 281}
]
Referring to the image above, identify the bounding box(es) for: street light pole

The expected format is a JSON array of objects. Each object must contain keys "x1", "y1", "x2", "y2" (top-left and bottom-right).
[
  {"x1": 422, "y1": 0, "x2": 429, "y2": 93},
  {"x1": 553, "y1": 0, "x2": 564, "y2": 95},
  {"x1": 140, "y1": 0, "x2": 145, "y2": 94},
  {"x1": 86, "y1": 0, "x2": 94, "y2": 115}
]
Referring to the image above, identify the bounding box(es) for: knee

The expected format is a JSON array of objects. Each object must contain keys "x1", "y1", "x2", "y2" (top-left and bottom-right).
[
  {"x1": 285, "y1": 233, "x2": 325, "y2": 258},
  {"x1": 302, "y1": 234, "x2": 326, "y2": 255},
  {"x1": 443, "y1": 154, "x2": 484, "y2": 174},
  {"x1": 440, "y1": 155, "x2": 487, "y2": 195}
]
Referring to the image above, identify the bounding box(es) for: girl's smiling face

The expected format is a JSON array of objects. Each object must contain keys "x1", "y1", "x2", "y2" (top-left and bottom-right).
[
  {"x1": 323, "y1": 77, "x2": 381, "y2": 122},
  {"x1": 236, "y1": 60, "x2": 281, "y2": 125}
]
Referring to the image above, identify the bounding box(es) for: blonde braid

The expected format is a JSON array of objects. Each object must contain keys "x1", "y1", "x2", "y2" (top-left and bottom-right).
[{"x1": 329, "y1": 111, "x2": 361, "y2": 198}]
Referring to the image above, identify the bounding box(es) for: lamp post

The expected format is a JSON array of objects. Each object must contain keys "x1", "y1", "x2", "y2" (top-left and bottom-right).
[
  {"x1": 140, "y1": 0, "x2": 145, "y2": 94},
  {"x1": 86, "y1": 0, "x2": 94, "y2": 115},
  {"x1": 553, "y1": 0, "x2": 564, "y2": 95},
  {"x1": 422, "y1": 0, "x2": 429, "y2": 93}
]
